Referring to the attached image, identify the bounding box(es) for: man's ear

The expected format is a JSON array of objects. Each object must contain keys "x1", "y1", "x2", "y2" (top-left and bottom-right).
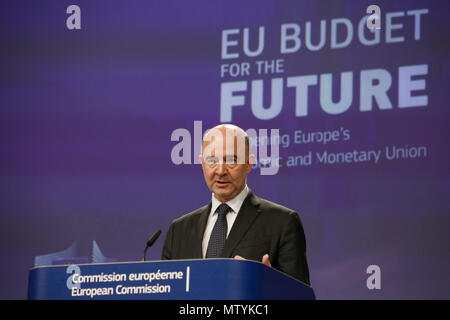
[
  {"x1": 248, "y1": 154, "x2": 256, "y2": 165},
  {"x1": 247, "y1": 154, "x2": 256, "y2": 173},
  {"x1": 198, "y1": 154, "x2": 203, "y2": 164}
]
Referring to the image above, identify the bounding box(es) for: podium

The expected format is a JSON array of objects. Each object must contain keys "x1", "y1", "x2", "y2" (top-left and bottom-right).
[{"x1": 28, "y1": 259, "x2": 315, "y2": 300}]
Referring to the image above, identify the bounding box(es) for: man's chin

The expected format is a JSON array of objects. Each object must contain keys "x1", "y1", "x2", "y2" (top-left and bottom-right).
[{"x1": 213, "y1": 188, "x2": 234, "y2": 202}]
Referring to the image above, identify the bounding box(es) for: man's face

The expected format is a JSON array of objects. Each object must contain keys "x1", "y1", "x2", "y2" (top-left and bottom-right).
[{"x1": 200, "y1": 128, "x2": 253, "y2": 203}]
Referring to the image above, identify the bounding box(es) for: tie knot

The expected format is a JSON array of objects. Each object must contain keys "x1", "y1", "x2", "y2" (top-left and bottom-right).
[{"x1": 216, "y1": 203, "x2": 231, "y2": 216}]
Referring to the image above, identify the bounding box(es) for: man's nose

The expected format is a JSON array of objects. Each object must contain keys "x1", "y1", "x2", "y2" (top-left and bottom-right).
[{"x1": 216, "y1": 163, "x2": 227, "y2": 175}]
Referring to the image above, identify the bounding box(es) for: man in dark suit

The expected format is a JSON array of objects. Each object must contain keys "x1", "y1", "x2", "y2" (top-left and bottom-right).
[{"x1": 162, "y1": 124, "x2": 310, "y2": 285}]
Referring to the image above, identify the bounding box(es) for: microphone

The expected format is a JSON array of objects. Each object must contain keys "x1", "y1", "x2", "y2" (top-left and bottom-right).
[{"x1": 141, "y1": 229, "x2": 162, "y2": 261}]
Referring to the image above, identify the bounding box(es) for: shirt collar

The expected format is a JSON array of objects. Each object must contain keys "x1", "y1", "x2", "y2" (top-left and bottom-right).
[{"x1": 211, "y1": 185, "x2": 249, "y2": 215}]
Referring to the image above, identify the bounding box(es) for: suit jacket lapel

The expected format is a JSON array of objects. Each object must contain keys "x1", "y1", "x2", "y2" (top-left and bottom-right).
[
  {"x1": 193, "y1": 202, "x2": 211, "y2": 258},
  {"x1": 222, "y1": 191, "x2": 261, "y2": 258}
]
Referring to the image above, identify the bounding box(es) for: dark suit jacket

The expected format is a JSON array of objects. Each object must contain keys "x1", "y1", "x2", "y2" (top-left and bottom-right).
[{"x1": 161, "y1": 190, "x2": 310, "y2": 285}]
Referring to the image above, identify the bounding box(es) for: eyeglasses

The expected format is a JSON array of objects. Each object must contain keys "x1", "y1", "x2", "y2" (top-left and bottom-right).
[{"x1": 203, "y1": 155, "x2": 244, "y2": 169}]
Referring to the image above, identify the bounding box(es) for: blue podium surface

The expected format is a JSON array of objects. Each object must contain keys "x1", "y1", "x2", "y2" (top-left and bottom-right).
[{"x1": 28, "y1": 259, "x2": 315, "y2": 300}]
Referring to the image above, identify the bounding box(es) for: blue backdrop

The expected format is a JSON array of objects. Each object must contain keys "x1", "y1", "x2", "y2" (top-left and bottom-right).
[{"x1": 0, "y1": 0, "x2": 449, "y2": 299}]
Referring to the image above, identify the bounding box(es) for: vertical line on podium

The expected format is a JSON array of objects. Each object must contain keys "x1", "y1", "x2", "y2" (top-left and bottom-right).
[{"x1": 186, "y1": 266, "x2": 190, "y2": 292}]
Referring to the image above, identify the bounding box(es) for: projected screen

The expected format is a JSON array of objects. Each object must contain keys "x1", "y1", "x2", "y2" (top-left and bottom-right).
[{"x1": 0, "y1": 0, "x2": 448, "y2": 299}]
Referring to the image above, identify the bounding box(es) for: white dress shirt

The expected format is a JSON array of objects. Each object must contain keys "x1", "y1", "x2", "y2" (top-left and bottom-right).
[{"x1": 201, "y1": 185, "x2": 249, "y2": 258}]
